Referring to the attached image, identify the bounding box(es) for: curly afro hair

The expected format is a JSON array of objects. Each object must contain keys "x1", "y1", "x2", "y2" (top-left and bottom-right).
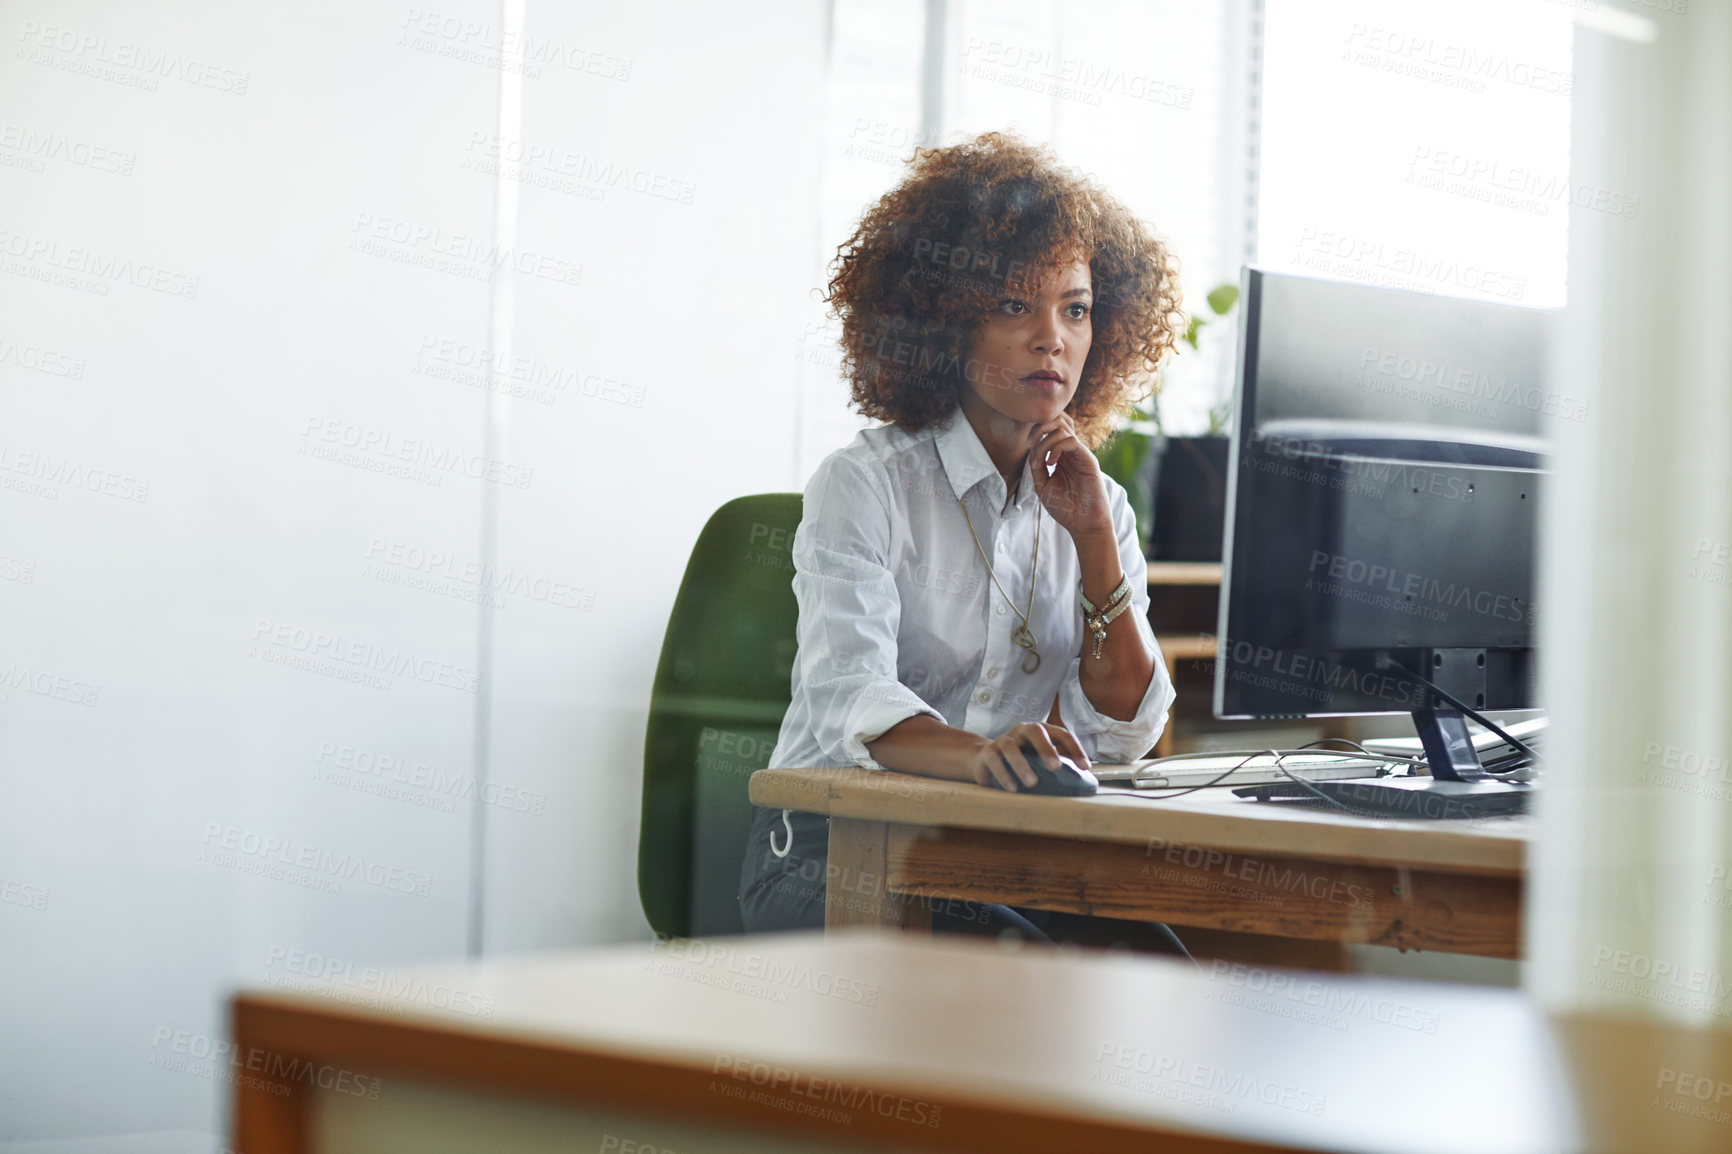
[{"x1": 823, "y1": 130, "x2": 1186, "y2": 448}]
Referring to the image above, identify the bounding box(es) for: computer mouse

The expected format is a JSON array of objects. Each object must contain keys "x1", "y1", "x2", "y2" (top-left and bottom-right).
[{"x1": 1015, "y1": 741, "x2": 1099, "y2": 796}]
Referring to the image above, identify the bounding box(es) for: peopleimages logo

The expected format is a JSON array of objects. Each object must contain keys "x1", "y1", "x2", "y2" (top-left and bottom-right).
[
  {"x1": 1, "y1": 877, "x2": 50, "y2": 911},
  {"x1": 0, "y1": 224, "x2": 200, "y2": 298},
  {"x1": 1342, "y1": 23, "x2": 1571, "y2": 99},
  {"x1": 1406, "y1": 145, "x2": 1639, "y2": 223},
  {"x1": 1144, "y1": 840, "x2": 1377, "y2": 911},
  {"x1": 1291, "y1": 227, "x2": 1527, "y2": 301},
  {"x1": 462, "y1": 132, "x2": 695, "y2": 204},
  {"x1": 348, "y1": 212, "x2": 582, "y2": 287},
  {"x1": 412, "y1": 335, "x2": 644, "y2": 409},
  {"x1": 248, "y1": 617, "x2": 482, "y2": 694},
  {"x1": 0, "y1": 443, "x2": 149, "y2": 503},
  {"x1": 0, "y1": 122, "x2": 135, "y2": 176},
  {"x1": 1358, "y1": 344, "x2": 1587, "y2": 423},
  {"x1": 264, "y1": 945, "x2": 497, "y2": 1018},
  {"x1": 1220, "y1": 636, "x2": 1428, "y2": 709},
  {"x1": 301, "y1": 416, "x2": 534, "y2": 490},
  {"x1": 1093, "y1": 1041, "x2": 1327, "y2": 1116},
  {"x1": 0, "y1": 332, "x2": 85, "y2": 378},
  {"x1": 651, "y1": 936, "x2": 880, "y2": 1006},
  {"x1": 1686, "y1": 538, "x2": 1729, "y2": 589},
  {"x1": 363, "y1": 537, "x2": 592, "y2": 611},
  {"x1": 148, "y1": 1027, "x2": 379, "y2": 1098},
  {"x1": 199, "y1": 822, "x2": 434, "y2": 897},
  {"x1": 0, "y1": 662, "x2": 100, "y2": 707},
  {"x1": 397, "y1": 8, "x2": 633, "y2": 80},
  {"x1": 1206, "y1": 961, "x2": 1440, "y2": 1034},
  {"x1": 313, "y1": 739, "x2": 547, "y2": 816},
  {"x1": 15, "y1": 21, "x2": 252, "y2": 94},
  {"x1": 710, "y1": 1055, "x2": 943, "y2": 1128},
  {"x1": 1306, "y1": 550, "x2": 1531, "y2": 625},
  {"x1": 1588, "y1": 945, "x2": 1732, "y2": 1017},
  {"x1": 1654, "y1": 1066, "x2": 1732, "y2": 1129},
  {"x1": 958, "y1": 38, "x2": 1193, "y2": 109}
]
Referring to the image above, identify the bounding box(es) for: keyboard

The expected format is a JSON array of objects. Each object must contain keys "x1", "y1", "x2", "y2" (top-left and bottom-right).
[{"x1": 1233, "y1": 776, "x2": 1530, "y2": 818}]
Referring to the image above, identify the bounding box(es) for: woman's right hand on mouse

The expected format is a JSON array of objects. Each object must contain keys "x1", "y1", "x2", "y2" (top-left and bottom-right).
[{"x1": 968, "y1": 722, "x2": 1091, "y2": 792}]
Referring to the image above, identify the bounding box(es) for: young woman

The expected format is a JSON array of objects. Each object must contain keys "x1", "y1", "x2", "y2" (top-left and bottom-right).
[{"x1": 739, "y1": 131, "x2": 1190, "y2": 954}]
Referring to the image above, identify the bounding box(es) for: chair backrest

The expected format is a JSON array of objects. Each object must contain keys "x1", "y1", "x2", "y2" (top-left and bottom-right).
[{"x1": 638, "y1": 493, "x2": 802, "y2": 939}]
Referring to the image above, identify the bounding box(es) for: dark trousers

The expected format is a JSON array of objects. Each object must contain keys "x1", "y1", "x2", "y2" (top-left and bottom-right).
[{"x1": 738, "y1": 805, "x2": 1194, "y2": 961}]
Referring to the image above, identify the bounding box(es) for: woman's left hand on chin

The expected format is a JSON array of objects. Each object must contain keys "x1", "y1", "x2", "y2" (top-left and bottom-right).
[{"x1": 1028, "y1": 412, "x2": 1113, "y2": 539}]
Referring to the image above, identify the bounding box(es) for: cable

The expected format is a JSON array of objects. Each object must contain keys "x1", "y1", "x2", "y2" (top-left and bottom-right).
[
  {"x1": 1110, "y1": 746, "x2": 1408, "y2": 802},
  {"x1": 1108, "y1": 740, "x2": 1538, "y2": 814},
  {"x1": 1267, "y1": 748, "x2": 1401, "y2": 817},
  {"x1": 1130, "y1": 747, "x2": 1415, "y2": 778},
  {"x1": 1300, "y1": 733, "x2": 1536, "y2": 778},
  {"x1": 1116, "y1": 748, "x2": 1273, "y2": 800},
  {"x1": 1296, "y1": 736, "x2": 1428, "y2": 773},
  {"x1": 1110, "y1": 747, "x2": 1400, "y2": 815},
  {"x1": 1377, "y1": 655, "x2": 1542, "y2": 762}
]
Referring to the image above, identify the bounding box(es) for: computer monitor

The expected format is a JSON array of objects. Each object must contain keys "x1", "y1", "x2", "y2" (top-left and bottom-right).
[{"x1": 1213, "y1": 268, "x2": 1557, "y2": 787}]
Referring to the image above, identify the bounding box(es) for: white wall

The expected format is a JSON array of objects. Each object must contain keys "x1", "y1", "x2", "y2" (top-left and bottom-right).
[{"x1": 0, "y1": 0, "x2": 827, "y2": 1147}]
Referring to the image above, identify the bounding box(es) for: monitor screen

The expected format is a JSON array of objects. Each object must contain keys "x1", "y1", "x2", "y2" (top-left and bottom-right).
[{"x1": 1214, "y1": 269, "x2": 1558, "y2": 721}]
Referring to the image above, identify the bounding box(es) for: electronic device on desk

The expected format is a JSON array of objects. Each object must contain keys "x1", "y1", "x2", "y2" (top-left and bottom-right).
[
  {"x1": 1232, "y1": 775, "x2": 1530, "y2": 817},
  {"x1": 1013, "y1": 741, "x2": 1099, "y2": 796},
  {"x1": 1360, "y1": 715, "x2": 1546, "y2": 781},
  {"x1": 1212, "y1": 269, "x2": 1556, "y2": 819},
  {"x1": 1096, "y1": 751, "x2": 1390, "y2": 789}
]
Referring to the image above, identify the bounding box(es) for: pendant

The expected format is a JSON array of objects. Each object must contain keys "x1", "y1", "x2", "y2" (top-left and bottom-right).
[{"x1": 1011, "y1": 622, "x2": 1041, "y2": 674}]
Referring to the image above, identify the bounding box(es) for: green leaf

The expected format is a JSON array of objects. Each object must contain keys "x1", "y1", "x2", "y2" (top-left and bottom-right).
[
  {"x1": 1206, "y1": 282, "x2": 1240, "y2": 317},
  {"x1": 1092, "y1": 430, "x2": 1154, "y2": 552},
  {"x1": 1182, "y1": 315, "x2": 1204, "y2": 350}
]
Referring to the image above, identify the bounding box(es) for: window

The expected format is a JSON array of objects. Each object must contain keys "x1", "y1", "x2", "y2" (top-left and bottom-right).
[
  {"x1": 1258, "y1": 0, "x2": 1575, "y2": 311},
  {"x1": 800, "y1": 0, "x2": 1254, "y2": 465}
]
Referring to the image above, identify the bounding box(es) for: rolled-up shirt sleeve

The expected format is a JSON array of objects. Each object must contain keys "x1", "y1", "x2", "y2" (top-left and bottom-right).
[
  {"x1": 791, "y1": 454, "x2": 943, "y2": 769},
  {"x1": 1056, "y1": 476, "x2": 1176, "y2": 764}
]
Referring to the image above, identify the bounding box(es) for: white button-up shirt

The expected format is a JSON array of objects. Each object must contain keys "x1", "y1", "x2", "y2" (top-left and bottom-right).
[{"x1": 769, "y1": 407, "x2": 1174, "y2": 772}]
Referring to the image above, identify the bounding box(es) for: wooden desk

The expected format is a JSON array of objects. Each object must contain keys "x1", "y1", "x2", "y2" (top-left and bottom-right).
[
  {"x1": 1147, "y1": 561, "x2": 1224, "y2": 586},
  {"x1": 749, "y1": 767, "x2": 1526, "y2": 960},
  {"x1": 229, "y1": 929, "x2": 1732, "y2": 1154}
]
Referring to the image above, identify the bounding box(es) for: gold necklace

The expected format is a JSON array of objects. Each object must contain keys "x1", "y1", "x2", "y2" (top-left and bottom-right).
[{"x1": 959, "y1": 489, "x2": 1043, "y2": 674}]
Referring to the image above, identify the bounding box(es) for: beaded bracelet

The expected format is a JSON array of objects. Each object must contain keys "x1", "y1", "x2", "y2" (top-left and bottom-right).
[{"x1": 1078, "y1": 573, "x2": 1132, "y2": 659}]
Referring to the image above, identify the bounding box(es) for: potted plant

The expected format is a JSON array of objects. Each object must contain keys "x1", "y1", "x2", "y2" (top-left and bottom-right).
[{"x1": 1091, "y1": 390, "x2": 1162, "y2": 556}]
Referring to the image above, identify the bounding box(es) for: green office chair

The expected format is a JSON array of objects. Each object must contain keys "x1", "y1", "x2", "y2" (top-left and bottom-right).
[{"x1": 638, "y1": 493, "x2": 803, "y2": 939}]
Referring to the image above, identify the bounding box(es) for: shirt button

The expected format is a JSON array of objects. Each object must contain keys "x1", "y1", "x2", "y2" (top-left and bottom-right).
[
  {"x1": 978, "y1": 691, "x2": 991, "y2": 704},
  {"x1": 995, "y1": 603, "x2": 1006, "y2": 615}
]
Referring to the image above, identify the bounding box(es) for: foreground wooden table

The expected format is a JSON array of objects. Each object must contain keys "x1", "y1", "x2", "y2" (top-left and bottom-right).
[
  {"x1": 749, "y1": 766, "x2": 1527, "y2": 959},
  {"x1": 230, "y1": 930, "x2": 1732, "y2": 1154}
]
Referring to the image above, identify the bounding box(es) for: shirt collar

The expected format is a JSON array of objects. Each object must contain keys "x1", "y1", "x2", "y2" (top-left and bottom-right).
[{"x1": 932, "y1": 407, "x2": 1039, "y2": 512}]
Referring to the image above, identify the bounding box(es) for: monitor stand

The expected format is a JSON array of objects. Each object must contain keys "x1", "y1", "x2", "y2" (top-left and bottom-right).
[{"x1": 1414, "y1": 703, "x2": 1494, "y2": 781}]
